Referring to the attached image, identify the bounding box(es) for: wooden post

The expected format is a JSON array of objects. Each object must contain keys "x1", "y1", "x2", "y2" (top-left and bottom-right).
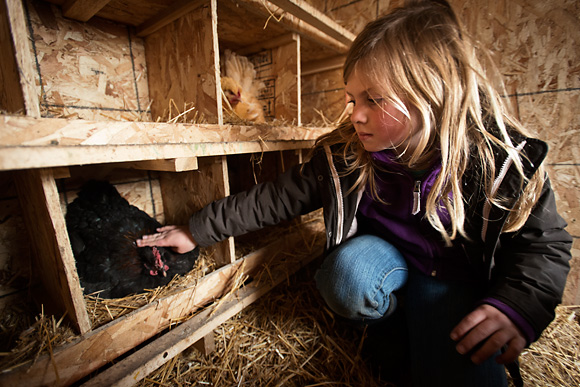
[
  {"x1": 0, "y1": 0, "x2": 41, "y2": 116},
  {"x1": 12, "y1": 168, "x2": 91, "y2": 333}
]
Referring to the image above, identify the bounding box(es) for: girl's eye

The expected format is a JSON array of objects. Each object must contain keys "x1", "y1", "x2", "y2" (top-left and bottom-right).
[{"x1": 369, "y1": 98, "x2": 384, "y2": 105}]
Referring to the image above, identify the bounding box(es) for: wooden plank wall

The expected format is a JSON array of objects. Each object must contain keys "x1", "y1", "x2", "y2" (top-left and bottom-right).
[{"x1": 302, "y1": 0, "x2": 580, "y2": 304}]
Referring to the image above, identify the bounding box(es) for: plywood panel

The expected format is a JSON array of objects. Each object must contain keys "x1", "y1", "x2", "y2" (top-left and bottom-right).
[
  {"x1": 249, "y1": 39, "x2": 300, "y2": 123},
  {"x1": 27, "y1": 0, "x2": 150, "y2": 121},
  {"x1": 301, "y1": 68, "x2": 344, "y2": 125},
  {"x1": 144, "y1": 3, "x2": 218, "y2": 123}
]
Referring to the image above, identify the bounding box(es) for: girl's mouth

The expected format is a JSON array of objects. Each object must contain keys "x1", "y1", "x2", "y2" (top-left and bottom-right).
[{"x1": 357, "y1": 132, "x2": 372, "y2": 141}]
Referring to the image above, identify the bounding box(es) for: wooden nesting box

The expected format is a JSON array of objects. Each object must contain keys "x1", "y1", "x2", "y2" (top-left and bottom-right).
[{"x1": 0, "y1": 0, "x2": 355, "y2": 384}]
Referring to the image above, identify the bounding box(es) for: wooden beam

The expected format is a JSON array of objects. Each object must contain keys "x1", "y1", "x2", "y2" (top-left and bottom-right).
[
  {"x1": 0, "y1": 225, "x2": 324, "y2": 386},
  {"x1": 266, "y1": 0, "x2": 356, "y2": 46},
  {"x1": 0, "y1": 141, "x2": 316, "y2": 171},
  {"x1": 302, "y1": 55, "x2": 345, "y2": 76},
  {"x1": 236, "y1": 32, "x2": 298, "y2": 56},
  {"x1": 118, "y1": 157, "x2": 199, "y2": 172},
  {"x1": 0, "y1": 115, "x2": 327, "y2": 147},
  {"x1": 62, "y1": 0, "x2": 112, "y2": 22},
  {"x1": 235, "y1": 0, "x2": 351, "y2": 54},
  {"x1": 136, "y1": 0, "x2": 208, "y2": 37},
  {"x1": 0, "y1": 115, "x2": 331, "y2": 171}
]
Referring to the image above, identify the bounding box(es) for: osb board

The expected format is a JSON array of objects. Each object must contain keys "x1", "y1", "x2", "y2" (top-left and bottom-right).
[
  {"x1": 0, "y1": 171, "x2": 33, "y2": 314},
  {"x1": 26, "y1": 0, "x2": 150, "y2": 121},
  {"x1": 562, "y1": 239, "x2": 580, "y2": 305},
  {"x1": 249, "y1": 42, "x2": 299, "y2": 122},
  {"x1": 159, "y1": 156, "x2": 235, "y2": 266},
  {"x1": 144, "y1": 3, "x2": 218, "y2": 123},
  {"x1": 455, "y1": 0, "x2": 580, "y2": 94},
  {"x1": 41, "y1": 0, "x2": 188, "y2": 27},
  {"x1": 159, "y1": 158, "x2": 227, "y2": 226},
  {"x1": 0, "y1": 195, "x2": 34, "y2": 307},
  {"x1": 517, "y1": 92, "x2": 580, "y2": 165},
  {"x1": 216, "y1": 0, "x2": 290, "y2": 52},
  {"x1": 301, "y1": 68, "x2": 344, "y2": 125}
]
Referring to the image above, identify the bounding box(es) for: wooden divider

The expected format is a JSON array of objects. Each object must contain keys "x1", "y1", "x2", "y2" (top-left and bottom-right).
[{"x1": 13, "y1": 168, "x2": 91, "y2": 333}]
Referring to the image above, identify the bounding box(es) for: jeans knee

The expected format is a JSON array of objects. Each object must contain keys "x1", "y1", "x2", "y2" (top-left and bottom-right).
[{"x1": 315, "y1": 235, "x2": 408, "y2": 321}]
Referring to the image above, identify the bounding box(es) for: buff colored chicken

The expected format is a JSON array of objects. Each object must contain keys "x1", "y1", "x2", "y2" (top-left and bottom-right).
[{"x1": 221, "y1": 50, "x2": 266, "y2": 123}]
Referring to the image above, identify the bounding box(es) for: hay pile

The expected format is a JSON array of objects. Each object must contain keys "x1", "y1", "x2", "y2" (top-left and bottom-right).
[
  {"x1": 84, "y1": 252, "x2": 216, "y2": 329},
  {"x1": 137, "y1": 272, "x2": 580, "y2": 387},
  {"x1": 137, "y1": 265, "x2": 392, "y2": 387},
  {"x1": 517, "y1": 305, "x2": 580, "y2": 386}
]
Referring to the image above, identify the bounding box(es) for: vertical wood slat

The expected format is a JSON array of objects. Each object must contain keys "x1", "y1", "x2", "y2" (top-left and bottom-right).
[
  {"x1": 13, "y1": 168, "x2": 91, "y2": 333},
  {"x1": 1, "y1": 0, "x2": 41, "y2": 117}
]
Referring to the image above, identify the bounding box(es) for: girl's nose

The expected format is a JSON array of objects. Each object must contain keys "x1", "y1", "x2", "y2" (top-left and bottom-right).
[{"x1": 350, "y1": 104, "x2": 367, "y2": 124}]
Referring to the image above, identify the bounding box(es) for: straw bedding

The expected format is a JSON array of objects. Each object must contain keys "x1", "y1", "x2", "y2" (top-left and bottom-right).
[{"x1": 135, "y1": 270, "x2": 580, "y2": 387}]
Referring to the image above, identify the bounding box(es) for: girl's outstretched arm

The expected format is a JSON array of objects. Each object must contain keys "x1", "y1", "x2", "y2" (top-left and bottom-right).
[
  {"x1": 137, "y1": 225, "x2": 197, "y2": 254},
  {"x1": 450, "y1": 304, "x2": 527, "y2": 365}
]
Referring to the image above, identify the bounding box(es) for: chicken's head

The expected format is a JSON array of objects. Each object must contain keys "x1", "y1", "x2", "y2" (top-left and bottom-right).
[
  {"x1": 141, "y1": 246, "x2": 169, "y2": 277},
  {"x1": 221, "y1": 76, "x2": 242, "y2": 107}
]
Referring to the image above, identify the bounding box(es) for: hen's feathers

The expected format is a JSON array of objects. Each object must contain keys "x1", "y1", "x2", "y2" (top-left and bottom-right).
[
  {"x1": 221, "y1": 50, "x2": 266, "y2": 123},
  {"x1": 224, "y1": 49, "x2": 263, "y2": 97},
  {"x1": 66, "y1": 181, "x2": 199, "y2": 298}
]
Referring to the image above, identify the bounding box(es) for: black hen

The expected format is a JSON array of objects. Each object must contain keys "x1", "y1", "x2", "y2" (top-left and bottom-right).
[{"x1": 65, "y1": 180, "x2": 199, "y2": 298}]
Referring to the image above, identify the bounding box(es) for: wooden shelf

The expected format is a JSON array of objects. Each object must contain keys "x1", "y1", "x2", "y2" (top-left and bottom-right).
[{"x1": 0, "y1": 115, "x2": 330, "y2": 171}]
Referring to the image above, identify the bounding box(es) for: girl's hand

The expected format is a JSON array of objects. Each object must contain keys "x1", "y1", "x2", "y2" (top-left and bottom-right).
[
  {"x1": 136, "y1": 225, "x2": 197, "y2": 254},
  {"x1": 450, "y1": 304, "x2": 526, "y2": 365}
]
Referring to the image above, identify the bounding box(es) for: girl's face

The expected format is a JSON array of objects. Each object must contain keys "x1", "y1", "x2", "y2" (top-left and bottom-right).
[{"x1": 345, "y1": 70, "x2": 422, "y2": 155}]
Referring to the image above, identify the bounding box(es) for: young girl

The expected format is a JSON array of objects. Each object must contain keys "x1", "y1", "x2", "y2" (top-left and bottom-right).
[{"x1": 138, "y1": 1, "x2": 572, "y2": 385}]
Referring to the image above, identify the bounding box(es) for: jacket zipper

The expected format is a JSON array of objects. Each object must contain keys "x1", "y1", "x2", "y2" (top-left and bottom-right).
[
  {"x1": 412, "y1": 179, "x2": 436, "y2": 276},
  {"x1": 412, "y1": 180, "x2": 421, "y2": 215}
]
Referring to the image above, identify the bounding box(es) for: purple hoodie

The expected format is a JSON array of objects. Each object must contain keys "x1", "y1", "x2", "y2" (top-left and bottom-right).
[{"x1": 357, "y1": 150, "x2": 482, "y2": 282}]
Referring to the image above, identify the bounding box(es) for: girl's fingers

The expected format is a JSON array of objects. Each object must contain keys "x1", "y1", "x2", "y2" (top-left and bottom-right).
[
  {"x1": 494, "y1": 337, "x2": 526, "y2": 364},
  {"x1": 450, "y1": 307, "x2": 487, "y2": 341},
  {"x1": 156, "y1": 225, "x2": 177, "y2": 232}
]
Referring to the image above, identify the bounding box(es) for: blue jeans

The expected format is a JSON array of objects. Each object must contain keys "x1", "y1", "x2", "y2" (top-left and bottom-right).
[
  {"x1": 314, "y1": 234, "x2": 508, "y2": 387},
  {"x1": 314, "y1": 234, "x2": 408, "y2": 321}
]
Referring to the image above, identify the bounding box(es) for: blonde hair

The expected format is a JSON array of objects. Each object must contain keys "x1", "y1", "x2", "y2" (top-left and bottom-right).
[{"x1": 315, "y1": 0, "x2": 544, "y2": 244}]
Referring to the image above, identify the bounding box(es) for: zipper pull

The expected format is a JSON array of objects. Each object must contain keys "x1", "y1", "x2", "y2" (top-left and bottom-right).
[{"x1": 412, "y1": 180, "x2": 421, "y2": 215}]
